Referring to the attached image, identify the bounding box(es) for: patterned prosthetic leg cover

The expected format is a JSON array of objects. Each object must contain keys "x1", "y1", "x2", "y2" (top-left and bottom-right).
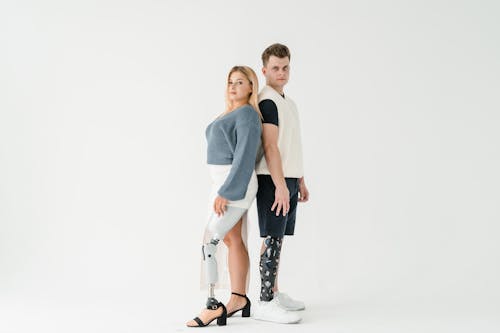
[{"x1": 259, "y1": 236, "x2": 283, "y2": 301}]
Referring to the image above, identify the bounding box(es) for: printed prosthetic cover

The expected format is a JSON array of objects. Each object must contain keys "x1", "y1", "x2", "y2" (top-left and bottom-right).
[
  {"x1": 202, "y1": 206, "x2": 246, "y2": 309},
  {"x1": 260, "y1": 236, "x2": 283, "y2": 301}
]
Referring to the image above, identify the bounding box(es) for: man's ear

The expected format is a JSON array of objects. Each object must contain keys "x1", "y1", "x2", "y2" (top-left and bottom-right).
[{"x1": 262, "y1": 67, "x2": 266, "y2": 75}]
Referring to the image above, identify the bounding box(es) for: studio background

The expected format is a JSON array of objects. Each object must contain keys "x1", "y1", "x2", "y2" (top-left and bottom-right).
[{"x1": 1, "y1": 1, "x2": 499, "y2": 332}]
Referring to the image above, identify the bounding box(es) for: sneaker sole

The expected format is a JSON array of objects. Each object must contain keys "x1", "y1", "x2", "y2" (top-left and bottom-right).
[
  {"x1": 282, "y1": 305, "x2": 305, "y2": 311},
  {"x1": 253, "y1": 316, "x2": 302, "y2": 324}
]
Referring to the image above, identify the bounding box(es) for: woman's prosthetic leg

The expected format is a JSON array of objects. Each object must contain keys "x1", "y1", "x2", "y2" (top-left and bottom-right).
[{"x1": 203, "y1": 206, "x2": 246, "y2": 309}]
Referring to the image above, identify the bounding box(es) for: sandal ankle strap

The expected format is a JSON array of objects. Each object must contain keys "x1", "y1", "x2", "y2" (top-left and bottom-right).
[{"x1": 231, "y1": 291, "x2": 247, "y2": 298}]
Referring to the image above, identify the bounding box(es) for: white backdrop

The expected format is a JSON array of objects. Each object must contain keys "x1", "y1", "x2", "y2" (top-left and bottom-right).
[{"x1": 1, "y1": 1, "x2": 499, "y2": 332}]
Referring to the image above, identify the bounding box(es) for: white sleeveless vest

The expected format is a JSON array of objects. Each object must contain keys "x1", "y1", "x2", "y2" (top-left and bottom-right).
[{"x1": 256, "y1": 85, "x2": 304, "y2": 178}]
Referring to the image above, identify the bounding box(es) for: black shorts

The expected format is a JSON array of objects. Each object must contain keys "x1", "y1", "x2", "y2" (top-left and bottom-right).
[{"x1": 256, "y1": 175, "x2": 299, "y2": 238}]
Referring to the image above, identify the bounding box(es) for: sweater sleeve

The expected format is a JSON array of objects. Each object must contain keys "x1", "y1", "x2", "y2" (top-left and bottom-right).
[{"x1": 217, "y1": 119, "x2": 262, "y2": 201}]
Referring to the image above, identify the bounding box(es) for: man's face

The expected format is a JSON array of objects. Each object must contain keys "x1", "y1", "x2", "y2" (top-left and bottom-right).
[{"x1": 262, "y1": 55, "x2": 290, "y2": 89}]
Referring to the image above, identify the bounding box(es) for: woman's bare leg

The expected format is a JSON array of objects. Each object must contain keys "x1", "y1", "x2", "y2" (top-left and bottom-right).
[{"x1": 223, "y1": 218, "x2": 249, "y2": 313}]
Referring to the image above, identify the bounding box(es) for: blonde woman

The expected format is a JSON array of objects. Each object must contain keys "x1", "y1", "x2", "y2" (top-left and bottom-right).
[{"x1": 186, "y1": 66, "x2": 262, "y2": 327}]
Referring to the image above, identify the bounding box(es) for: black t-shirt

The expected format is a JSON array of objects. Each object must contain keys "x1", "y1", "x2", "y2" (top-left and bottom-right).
[{"x1": 258, "y1": 99, "x2": 281, "y2": 126}]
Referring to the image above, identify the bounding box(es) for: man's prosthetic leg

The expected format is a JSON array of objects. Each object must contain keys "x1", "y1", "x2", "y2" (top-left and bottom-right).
[
  {"x1": 259, "y1": 236, "x2": 283, "y2": 301},
  {"x1": 202, "y1": 206, "x2": 246, "y2": 310}
]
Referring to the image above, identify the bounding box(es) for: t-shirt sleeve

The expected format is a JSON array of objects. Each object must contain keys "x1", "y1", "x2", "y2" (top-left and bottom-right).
[{"x1": 258, "y1": 99, "x2": 279, "y2": 126}]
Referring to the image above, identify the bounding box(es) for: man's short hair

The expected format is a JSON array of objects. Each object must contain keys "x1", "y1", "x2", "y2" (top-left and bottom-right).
[{"x1": 262, "y1": 43, "x2": 291, "y2": 66}]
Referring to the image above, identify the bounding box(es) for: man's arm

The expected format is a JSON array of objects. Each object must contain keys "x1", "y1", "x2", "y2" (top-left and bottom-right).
[
  {"x1": 261, "y1": 124, "x2": 290, "y2": 216},
  {"x1": 298, "y1": 176, "x2": 309, "y2": 202}
]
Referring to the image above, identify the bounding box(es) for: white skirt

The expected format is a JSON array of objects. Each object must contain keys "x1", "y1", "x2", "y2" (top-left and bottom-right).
[
  {"x1": 200, "y1": 164, "x2": 258, "y2": 290},
  {"x1": 207, "y1": 164, "x2": 258, "y2": 209}
]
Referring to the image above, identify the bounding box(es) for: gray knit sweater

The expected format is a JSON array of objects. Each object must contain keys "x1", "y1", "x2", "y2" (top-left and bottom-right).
[{"x1": 206, "y1": 104, "x2": 262, "y2": 200}]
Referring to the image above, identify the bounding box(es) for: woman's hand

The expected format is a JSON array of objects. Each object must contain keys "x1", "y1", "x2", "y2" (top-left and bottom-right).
[
  {"x1": 214, "y1": 195, "x2": 229, "y2": 216},
  {"x1": 272, "y1": 185, "x2": 290, "y2": 216}
]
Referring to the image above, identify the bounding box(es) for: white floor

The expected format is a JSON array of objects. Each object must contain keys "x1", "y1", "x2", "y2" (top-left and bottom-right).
[{"x1": 2, "y1": 291, "x2": 498, "y2": 333}]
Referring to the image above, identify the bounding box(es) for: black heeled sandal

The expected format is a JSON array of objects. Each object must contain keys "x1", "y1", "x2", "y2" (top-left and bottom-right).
[
  {"x1": 189, "y1": 302, "x2": 227, "y2": 327},
  {"x1": 227, "y1": 292, "x2": 251, "y2": 318}
]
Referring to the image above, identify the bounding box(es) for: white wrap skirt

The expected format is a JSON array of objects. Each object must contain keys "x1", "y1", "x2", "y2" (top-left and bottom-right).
[{"x1": 200, "y1": 164, "x2": 258, "y2": 290}]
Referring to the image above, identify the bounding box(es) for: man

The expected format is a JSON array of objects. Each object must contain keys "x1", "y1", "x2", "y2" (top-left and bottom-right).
[{"x1": 253, "y1": 43, "x2": 310, "y2": 324}]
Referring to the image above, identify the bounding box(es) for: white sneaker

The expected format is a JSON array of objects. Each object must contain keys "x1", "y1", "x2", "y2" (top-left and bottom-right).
[
  {"x1": 275, "y1": 292, "x2": 306, "y2": 311},
  {"x1": 253, "y1": 298, "x2": 302, "y2": 324}
]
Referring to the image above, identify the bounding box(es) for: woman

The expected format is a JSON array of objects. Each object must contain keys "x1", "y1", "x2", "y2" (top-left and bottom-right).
[{"x1": 186, "y1": 66, "x2": 262, "y2": 327}]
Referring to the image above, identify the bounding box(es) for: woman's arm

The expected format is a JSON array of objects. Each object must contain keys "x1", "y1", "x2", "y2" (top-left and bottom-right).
[{"x1": 217, "y1": 119, "x2": 261, "y2": 202}]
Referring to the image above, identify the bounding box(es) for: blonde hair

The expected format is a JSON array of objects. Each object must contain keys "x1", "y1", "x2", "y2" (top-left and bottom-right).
[{"x1": 225, "y1": 66, "x2": 262, "y2": 120}]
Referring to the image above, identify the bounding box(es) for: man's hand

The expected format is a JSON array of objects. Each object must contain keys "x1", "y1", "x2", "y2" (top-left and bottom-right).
[
  {"x1": 214, "y1": 195, "x2": 228, "y2": 216},
  {"x1": 272, "y1": 185, "x2": 290, "y2": 216},
  {"x1": 298, "y1": 178, "x2": 309, "y2": 202}
]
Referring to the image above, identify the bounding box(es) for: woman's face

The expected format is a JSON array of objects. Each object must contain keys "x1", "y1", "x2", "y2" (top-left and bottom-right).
[{"x1": 227, "y1": 71, "x2": 252, "y2": 104}]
